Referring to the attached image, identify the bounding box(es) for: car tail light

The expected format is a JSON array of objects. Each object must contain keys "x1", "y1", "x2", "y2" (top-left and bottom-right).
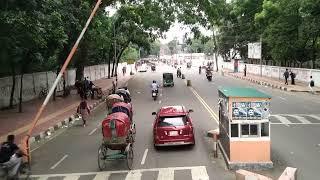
[{"x1": 189, "y1": 127, "x2": 193, "y2": 136}]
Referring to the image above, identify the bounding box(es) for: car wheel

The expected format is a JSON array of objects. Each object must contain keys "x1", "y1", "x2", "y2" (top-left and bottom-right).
[{"x1": 154, "y1": 144, "x2": 159, "y2": 150}]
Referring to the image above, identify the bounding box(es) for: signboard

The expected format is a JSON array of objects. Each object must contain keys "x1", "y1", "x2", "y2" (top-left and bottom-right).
[
  {"x1": 248, "y1": 42, "x2": 261, "y2": 59},
  {"x1": 232, "y1": 101, "x2": 270, "y2": 120},
  {"x1": 127, "y1": 59, "x2": 135, "y2": 65}
]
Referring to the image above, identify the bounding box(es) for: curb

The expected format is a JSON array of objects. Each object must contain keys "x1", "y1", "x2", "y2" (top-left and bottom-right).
[
  {"x1": 28, "y1": 76, "x2": 133, "y2": 146},
  {"x1": 226, "y1": 73, "x2": 319, "y2": 93}
]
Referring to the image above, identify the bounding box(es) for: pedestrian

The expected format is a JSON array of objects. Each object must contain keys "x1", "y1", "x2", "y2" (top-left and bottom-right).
[
  {"x1": 83, "y1": 77, "x2": 90, "y2": 99},
  {"x1": 0, "y1": 135, "x2": 25, "y2": 178},
  {"x1": 309, "y1": 76, "x2": 315, "y2": 94},
  {"x1": 199, "y1": 66, "x2": 202, "y2": 74},
  {"x1": 244, "y1": 64, "x2": 247, "y2": 77},
  {"x1": 112, "y1": 81, "x2": 116, "y2": 94},
  {"x1": 77, "y1": 98, "x2": 90, "y2": 127},
  {"x1": 122, "y1": 66, "x2": 126, "y2": 76},
  {"x1": 283, "y1": 69, "x2": 289, "y2": 85},
  {"x1": 290, "y1": 71, "x2": 296, "y2": 85}
]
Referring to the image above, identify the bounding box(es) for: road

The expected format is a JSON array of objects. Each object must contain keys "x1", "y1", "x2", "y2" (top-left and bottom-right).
[{"x1": 27, "y1": 63, "x2": 320, "y2": 180}]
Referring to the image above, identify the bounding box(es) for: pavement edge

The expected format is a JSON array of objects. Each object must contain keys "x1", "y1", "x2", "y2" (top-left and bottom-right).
[{"x1": 28, "y1": 75, "x2": 133, "y2": 147}]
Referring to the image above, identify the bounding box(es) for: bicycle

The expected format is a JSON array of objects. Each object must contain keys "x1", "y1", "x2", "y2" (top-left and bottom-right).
[{"x1": 38, "y1": 86, "x2": 48, "y2": 99}]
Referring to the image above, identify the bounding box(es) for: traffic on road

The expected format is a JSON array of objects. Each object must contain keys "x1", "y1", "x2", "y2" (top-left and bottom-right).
[{"x1": 1, "y1": 61, "x2": 320, "y2": 180}]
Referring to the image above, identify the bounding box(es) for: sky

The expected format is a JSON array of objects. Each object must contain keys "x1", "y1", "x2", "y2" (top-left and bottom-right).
[
  {"x1": 159, "y1": 21, "x2": 213, "y2": 44},
  {"x1": 105, "y1": 6, "x2": 213, "y2": 45}
]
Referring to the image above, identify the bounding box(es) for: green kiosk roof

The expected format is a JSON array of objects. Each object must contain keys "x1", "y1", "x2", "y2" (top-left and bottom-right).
[{"x1": 218, "y1": 87, "x2": 271, "y2": 98}]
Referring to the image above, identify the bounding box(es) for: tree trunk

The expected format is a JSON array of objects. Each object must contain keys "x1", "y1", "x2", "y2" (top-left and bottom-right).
[
  {"x1": 212, "y1": 33, "x2": 219, "y2": 72},
  {"x1": 9, "y1": 65, "x2": 16, "y2": 108},
  {"x1": 53, "y1": 69, "x2": 59, "y2": 101},
  {"x1": 18, "y1": 73, "x2": 24, "y2": 113},
  {"x1": 107, "y1": 53, "x2": 111, "y2": 79}
]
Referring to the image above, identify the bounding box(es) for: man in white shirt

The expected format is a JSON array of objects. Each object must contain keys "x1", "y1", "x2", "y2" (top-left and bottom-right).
[{"x1": 151, "y1": 80, "x2": 160, "y2": 93}]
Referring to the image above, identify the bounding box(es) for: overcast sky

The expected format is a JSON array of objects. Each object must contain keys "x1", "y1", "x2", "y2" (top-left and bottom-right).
[
  {"x1": 159, "y1": 21, "x2": 212, "y2": 44},
  {"x1": 105, "y1": 6, "x2": 212, "y2": 45}
]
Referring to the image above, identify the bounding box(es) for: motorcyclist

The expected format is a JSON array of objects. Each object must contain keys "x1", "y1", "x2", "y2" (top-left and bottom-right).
[
  {"x1": 0, "y1": 135, "x2": 25, "y2": 178},
  {"x1": 151, "y1": 80, "x2": 160, "y2": 93},
  {"x1": 206, "y1": 67, "x2": 212, "y2": 76}
]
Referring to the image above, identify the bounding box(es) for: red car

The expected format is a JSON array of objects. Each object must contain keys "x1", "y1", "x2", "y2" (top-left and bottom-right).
[{"x1": 152, "y1": 106, "x2": 195, "y2": 147}]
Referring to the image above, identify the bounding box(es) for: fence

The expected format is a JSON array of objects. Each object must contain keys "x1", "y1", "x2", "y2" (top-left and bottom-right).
[
  {"x1": 0, "y1": 63, "x2": 126, "y2": 109},
  {"x1": 223, "y1": 61, "x2": 320, "y2": 87}
]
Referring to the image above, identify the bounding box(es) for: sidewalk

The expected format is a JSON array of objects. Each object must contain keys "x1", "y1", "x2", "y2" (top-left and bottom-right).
[
  {"x1": 0, "y1": 73, "x2": 133, "y2": 144},
  {"x1": 226, "y1": 71, "x2": 320, "y2": 93}
]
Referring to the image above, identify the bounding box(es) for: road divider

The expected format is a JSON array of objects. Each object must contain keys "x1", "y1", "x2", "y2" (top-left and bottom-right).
[
  {"x1": 50, "y1": 154, "x2": 68, "y2": 170},
  {"x1": 189, "y1": 87, "x2": 219, "y2": 124}
]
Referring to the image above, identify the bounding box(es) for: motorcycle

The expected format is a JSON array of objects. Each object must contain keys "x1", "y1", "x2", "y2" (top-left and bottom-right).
[
  {"x1": 152, "y1": 89, "x2": 158, "y2": 101},
  {"x1": 0, "y1": 157, "x2": 31, "y2": 179},
  {"x1": 206, "y1": 71, "x2": 213, "y2": 81},
  {"x1": 151, "y1": 65, "x2": 156, "y2": 72}
]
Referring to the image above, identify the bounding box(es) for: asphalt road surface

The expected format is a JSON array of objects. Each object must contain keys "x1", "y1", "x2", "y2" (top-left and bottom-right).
[{"x1": 28, "y1": 63, "x2": 320, "y2": 180}]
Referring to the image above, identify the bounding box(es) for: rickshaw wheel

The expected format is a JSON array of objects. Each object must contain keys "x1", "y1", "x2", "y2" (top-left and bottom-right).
[
  {"x1": 126, "y1": 146, "x2": 134, "y2": 170},
  {"x1": 98, "y1": 145, "x2": 108, "y2": 170}
]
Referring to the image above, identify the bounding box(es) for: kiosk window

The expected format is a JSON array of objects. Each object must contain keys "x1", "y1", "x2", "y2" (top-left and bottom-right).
[
  {"x1": 250, "y1": 124, "x2": 258, "y2": 136},
  {"x1": 231, "y1": 124, "x2": 239, "y2": 137},
  {"x1": 241, "y1": 124, "x2": 258, "y2": 137},
  {"x1": 261, "y1": 122, "x2": 269, "y2": 137},
  {"x1": 241, "y1": 124, "x2": 249, "y2": 136}
]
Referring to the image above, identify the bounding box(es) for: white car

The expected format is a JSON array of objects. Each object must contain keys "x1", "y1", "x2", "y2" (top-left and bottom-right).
[{"x1": 138, "y1": 64, "x2": 147, "y2": 72}]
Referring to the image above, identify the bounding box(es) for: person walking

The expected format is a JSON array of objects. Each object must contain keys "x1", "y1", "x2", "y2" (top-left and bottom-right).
[
  {"x1": 77, "y1": 98, "x2": 90, "y2": 127},
  {"x1": 244, "y1": 65, "x2": 247, "y2": 77},
  {"x1": 283, "y1": 69, "x2": 289, "y2": 85},
  {"x1": 309, "y1": 76, "x2": 315, "y2": 94},
  {"x1": 290, "y1": 71, "x2": 296, "y2": 85},
  {"x1": 199, "y1": 66, "x2": 202, "y2": 74}
]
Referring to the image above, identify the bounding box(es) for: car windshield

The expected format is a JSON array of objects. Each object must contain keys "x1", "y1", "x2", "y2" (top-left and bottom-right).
[{"x1": 158, "y1": 116, "x2": 187, "y2": 127}]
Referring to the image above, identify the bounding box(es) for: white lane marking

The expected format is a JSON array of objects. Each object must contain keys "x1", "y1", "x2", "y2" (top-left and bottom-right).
[
  {"x1": 271, "y1": 123, "x2": 320, "y2": 125},
  {"x1": 279, "y1": 96, "x2": 286, "y2": 101},
  {"x1": 50, "y1": 154, "x2": 68, "y2": 169},
  {"x1": 38, "y1": 177, "x2": 47, "y2": 180},
  {"x1": 159, "y1": 100, "x2": 162, "y2": 104},
  {"x1": 29, "y1": 166, "x2": 207, "y2": 177},
  {"x1": 272, "y1": 115, "x2": 291, "y2": 126},
  {"x1": 88, "y1": 128, "x2": 97, "y2": 135},
  {"x1": 125, "y1": 171, "x2": 142, "y2": 180},
  {"x1": 92, "y1": 172, "x2": 111, "y2": 180},
  {"x1": 286, "y1": 114, "x2": 311, "y2": 124},
  {"x1": 307, "y1": 115, "x2": 320, "y2": 121},
  {"x1": 63, "y1": 175, "x2": 80, "y2": 180},
  {"x1": 191, "y1": 166, "x2": 209, "y2": 180},
  {"x1": 141, "y1": 149, "x2": 149, "y2": 165},
  {"x1": 157, "y1": 168, "x2": 174, "y2": 180},
  {"x1": 160, "y1": 94, "x2": 163, "y2": 97}
]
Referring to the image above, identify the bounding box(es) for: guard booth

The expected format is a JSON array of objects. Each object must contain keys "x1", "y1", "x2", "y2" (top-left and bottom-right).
[{"x1": 218, "y1": 87, "x2": 273, "y2": 170}]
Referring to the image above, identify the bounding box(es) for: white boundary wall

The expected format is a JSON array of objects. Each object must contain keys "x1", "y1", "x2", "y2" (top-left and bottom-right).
[
  {"x1": 223, "y1": 61, "x2": 320, "y2": 87},
  {"x1": 0, "y1": 63, "x2": 126, "y2": 108}
]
